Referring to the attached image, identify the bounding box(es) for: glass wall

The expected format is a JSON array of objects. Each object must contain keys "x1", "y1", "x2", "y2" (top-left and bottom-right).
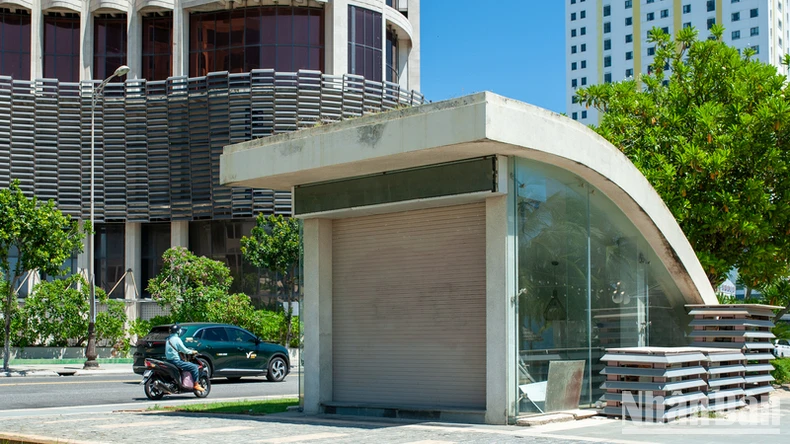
[
  {"x1": 514, "y1": 157, "x2": 690, "y2": 415},
  {"x1": 142, "y1": 13, "x2": 173, "y2": 81},
  {"x1": 0, "y1": 9, "x2": 31, "y2": 80},
  {"x1": 94, "y1": 223, "x2": 125, "y2": 299},
  {"x1": 141, "y1": 223, "x2": 170, "y2": 298},
  {"x1": 189, "y1": 6, "x2": 324, "y2": 77},
  {"x1": 385, "y1": 29, "x2": 398, "y2": 83},
  {"x1": 44, "y1": 13, "x2": 80, "y2": 82},
  {"x1": 94, "y1": 14, "x2": 128, "y2": 81},
  {"x1": 348, "y1": 5, "x2": 382, "y2": 82}
]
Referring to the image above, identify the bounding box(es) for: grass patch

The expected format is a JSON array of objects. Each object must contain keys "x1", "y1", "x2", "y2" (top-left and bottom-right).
[
  {"x1": 150, "y1": 398, "x2": 299, "y2": 416},
  {"x1": 771, "y1": 358, "x2": 790, "y2": 385}
]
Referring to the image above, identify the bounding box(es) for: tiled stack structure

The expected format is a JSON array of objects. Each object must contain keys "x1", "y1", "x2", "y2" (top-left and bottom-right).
[
  {"x1": 687, "y1": 304, "x2": 781, "y2": 402},
  {"x1": 600, "y1": 347, "x2": 708, "y2": 422},
  {"x1": 700, "y1": 348, "x2": 747, "y2": 412}
]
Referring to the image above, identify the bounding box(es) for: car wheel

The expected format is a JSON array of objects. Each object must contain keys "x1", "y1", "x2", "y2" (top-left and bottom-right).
[
  {"x1": 227, "y1": 377, "x2": 242, "y2": 382},
  {"x1": 144, "y1": 378, "x2": 165, "y2": 400},
  {"x1": 194, "y1": 374, "x2": 211, "y2": 398},
  {"x1": 267, "y1": 356, "x2": 288, "y2": 382},
  {"x1": 196, "y1": 357, "x2": 212, "y2": 379}
]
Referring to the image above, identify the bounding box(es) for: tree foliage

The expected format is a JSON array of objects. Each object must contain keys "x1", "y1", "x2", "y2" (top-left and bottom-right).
[
  {"x1": 0, "y1": 181, "x2": 84, "y2": 370},
  {"x1": 16, "y1": 275, "x2": 126, "y2": 348},
  {"x1": 241, "y1": 214, "x2": 301, "y2": 347},
  {"x1": 577, "y1": 25, "x2": 790, "y2": 289}
]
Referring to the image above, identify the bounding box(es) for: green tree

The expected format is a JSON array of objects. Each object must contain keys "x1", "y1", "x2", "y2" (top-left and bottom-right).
[
  {"x1": 0, "y1": 181, "x2": 84, "y2": 371},
  {"x1": 147, "y1": 247, "x2": 233, "y2": 322},
  {"x1": 577, "y1": 25, "x2": 790, "y2": 291},
  {"x1": 241, "y1": 214, "x2": 301, "y2": 347}
]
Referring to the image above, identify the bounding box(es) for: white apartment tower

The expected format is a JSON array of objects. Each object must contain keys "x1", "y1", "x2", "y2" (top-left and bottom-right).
[{"x1": 567, "y1": 0, "x2": 787, "y2": 123}]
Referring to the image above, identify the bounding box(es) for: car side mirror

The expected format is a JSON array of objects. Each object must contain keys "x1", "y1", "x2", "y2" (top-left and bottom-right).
[{"x1": 255, "y1": 338, "x2": 261, "y2": 345}]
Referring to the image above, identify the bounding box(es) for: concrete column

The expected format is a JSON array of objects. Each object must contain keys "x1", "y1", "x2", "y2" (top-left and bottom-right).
[
  {"x1": 485, "y1": 193, "x2": 515, "y2": 423},
  {"x1": 30, "y1": 0, "x2": 43, "y2": 79},
  {"x1": 172, "y1": 0, "x2": 189, "y2": 77},
  {"x1": 303, "y1": 218, "x2": 333, "y2": 415},
  {"x1": 406, "y1": 0, "x2": 420, "y2": 91},
  {"x1": 124, "y1": 222, "x2": 141, "y2": 322},
  {"x1": 81, "y1": 3, "x2": 93, "y2": 80},
  {"x1": 127, "y1": 9, "x2": 142, "y2": 80},
  {"x1": 171, "y1": 220, "x2": 189, "y2": 248},
  {"x1": 397, "y1": 37, "x2": 408, "y2": 89},
  {"x1": 325, "y1": 0, "x2": 348, "y2": 75}
]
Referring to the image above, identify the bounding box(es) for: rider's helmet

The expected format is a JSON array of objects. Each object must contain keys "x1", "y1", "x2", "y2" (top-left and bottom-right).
[{"x1": 169, "y1": 324, "x2": 181, "y2": 335}]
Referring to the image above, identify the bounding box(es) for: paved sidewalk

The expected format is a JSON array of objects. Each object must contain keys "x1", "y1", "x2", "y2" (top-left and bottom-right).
[
  {"x1": 0, "y1": 392, "x2": 788, "y2": 444},
  {"x1": 1, "y1": 364, "x2": 133, "y2": 378}
]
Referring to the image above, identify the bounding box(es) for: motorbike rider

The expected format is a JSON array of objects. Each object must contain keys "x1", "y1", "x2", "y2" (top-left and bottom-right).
[{"x1": 165, "y1": 324, "x2": 204, "y2": 393}]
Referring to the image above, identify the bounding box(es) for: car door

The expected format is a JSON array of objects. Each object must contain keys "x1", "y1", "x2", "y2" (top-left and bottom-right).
[
  {"x1": 225, "y1": 327, "x2": 267, "y2": 373},
  {"x1": 198, "y1": 326, "x2": 233, "y2": 374}
]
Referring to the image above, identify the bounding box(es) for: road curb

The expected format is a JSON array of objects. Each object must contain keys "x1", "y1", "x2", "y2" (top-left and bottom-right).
[
  {"x1": 0, "y1": 432, "x2": 104, "y2": 444},
  {"x1": 0, "y1": 370, "x2": 61, "y2": 378}
]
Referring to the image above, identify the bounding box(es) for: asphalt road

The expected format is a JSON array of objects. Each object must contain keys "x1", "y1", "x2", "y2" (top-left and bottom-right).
[{"x1": 0, "y1": 372, "x2": 299, "y2": 411}]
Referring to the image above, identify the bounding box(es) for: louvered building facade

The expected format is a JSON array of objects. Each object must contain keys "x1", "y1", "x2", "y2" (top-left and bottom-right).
[{"x1": 0, "y1": 0, "x2": 421, "y2": 317}]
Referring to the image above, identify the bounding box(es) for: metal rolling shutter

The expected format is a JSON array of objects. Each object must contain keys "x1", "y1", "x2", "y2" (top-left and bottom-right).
[{"x1": 332, "y1": 203, "x2": 487, "y2": 409}]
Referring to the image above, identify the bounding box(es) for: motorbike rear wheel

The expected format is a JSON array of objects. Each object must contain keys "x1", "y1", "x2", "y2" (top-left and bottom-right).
[
  {"x1": 194, "y1": 374, "x2": 211, "y2": 398},
  {"x1": 144, "y1": 377, "x2": 165, "y2": 400}
]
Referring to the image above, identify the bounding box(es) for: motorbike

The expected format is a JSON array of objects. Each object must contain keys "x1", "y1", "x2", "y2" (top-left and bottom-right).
[{"x1": 141, "y1": 353, "x2": 211, "y2": 400}]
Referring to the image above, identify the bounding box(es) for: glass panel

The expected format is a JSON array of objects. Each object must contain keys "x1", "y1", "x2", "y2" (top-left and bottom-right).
[
  {"x1": 245, "y1": 11, "x2": 261, "y2": 45},
  {"x1": 245, "y1": 46, "x2": 260, "y2": 70},
  {"x1": 308, "y1": 11, "x2": 322, "y2": 46},
  {"x1": 44, "y1": 54, "x2": 55, "y2": 78},
  {"x1": 261, "y1": 45, "x2": 275, "y2": 69},
  {"x1": 216, "y1": 12, "x2": 230, "y2": 48},
  {"x1": 293, "y1": 8, "x2": 309, "y2": 45},
  {"x1": 293, "y1": 46, "x2": 309, "y2": 70},
  {"x1": 309, "y1": 47, "x2": 321, "y2": 71},
  {"x1": 277, "y1": 10, "x2": 292, "y2": 44},
  {"x1": 55, "y1": 55, "x2": 72, "y2": 80},
  {"x1": 261, "y1": 9, "x2": 276, "y2": 43},
  {"x1": 513, "y1": 157, "x2": 691, "y2": 417},
  {"x1": 230, "y1": 10, "x2": 244, "y2": 47},
  {"x1": 276, "y1": 46, "x2": 292, "y2": 71},
  {"x1": 45, "y1": 19, "x2": 56, "y2": 54},
  {"x1": 229, "y1": 48, "x2": 244, "y2": 72}
]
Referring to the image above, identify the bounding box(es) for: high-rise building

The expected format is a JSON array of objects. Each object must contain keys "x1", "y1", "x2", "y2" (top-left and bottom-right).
[
  {"x1": 567, "y1": 0, "x2": 784, "y2": 123},
  {"x1": 0, "y1": 0, "x2": 421, "y2": 320}
]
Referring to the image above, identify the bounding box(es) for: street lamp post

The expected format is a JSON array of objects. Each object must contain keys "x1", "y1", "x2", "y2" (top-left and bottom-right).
[{"x1": 84, "y1": 65, "x2": 130, "y2": 370}]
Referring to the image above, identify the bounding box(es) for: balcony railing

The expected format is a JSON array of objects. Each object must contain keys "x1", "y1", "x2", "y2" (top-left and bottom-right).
[{"x1": 0, "y1": 70, "x2": 424, "y2": 222}]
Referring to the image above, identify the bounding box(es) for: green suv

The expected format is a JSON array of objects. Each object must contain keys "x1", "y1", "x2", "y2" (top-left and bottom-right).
[{"x1": 132, "y1": 323, "x2": 290, "y2": 382}]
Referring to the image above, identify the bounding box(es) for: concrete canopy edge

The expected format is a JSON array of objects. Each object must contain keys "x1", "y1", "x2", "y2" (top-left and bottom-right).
[{"x1": 220, "y1": 91, "x2": 717, "y2": 305}]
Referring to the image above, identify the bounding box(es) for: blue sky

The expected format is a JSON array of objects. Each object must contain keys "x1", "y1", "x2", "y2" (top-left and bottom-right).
[{"x1": 421, "y1": 1, "x2": 566, "y2": 114}]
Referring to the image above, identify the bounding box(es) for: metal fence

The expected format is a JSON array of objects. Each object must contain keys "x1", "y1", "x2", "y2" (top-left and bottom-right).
[{"x1": 0, "y1": 70, "x2": 425, "y2": 222}]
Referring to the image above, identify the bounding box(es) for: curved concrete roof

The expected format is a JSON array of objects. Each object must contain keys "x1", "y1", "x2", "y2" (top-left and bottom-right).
[{"x1": 221, "y1": 91, "x2": 718, "y2": 305}]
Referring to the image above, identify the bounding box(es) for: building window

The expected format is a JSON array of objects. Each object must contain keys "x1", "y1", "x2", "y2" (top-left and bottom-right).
[
  {"x1": 581, "y1": 11, "x2": 586, "y2": 19},
  {"x1": 732, "y1": 30, "x2": 740, "y2": 39},
  {"x1": 751, "y1": 45, "x2": 760, "y2": 54},
  {"x1": 348, "y1": 5, "x2": 381, "y2": 81},
  {"x1": 625, "y1": 34, "x2": 633, "y2": 43},
  {"x1": 581, "y1": 60, "x2": 587, "y2": 68},
  {"x1": 141, "y1": 223, "x2": 170, "y2": 299},
  {"x1": 750, "y1": 8, "x2": 758, "y2": 18},
  {"x1": 572, "y1": 112, "x2": 578, "y2": 120},
  {"x1": 707, "y1": 0, "x2": 715, "y2": 12},
  {"x1": 625, "y1": 0, "x2": 632, "y2": 8},
  {"x1": 94, "y1": 223, "x2": 125, "y2": 299},
  {"x1": 732, "y1": 12, "x2": 740, "y2": 21},
  {"x1": 707, "y1": 18, "x2": 715, "y2": 30},
  {"x1": 626, "y1": 68, "x2": 633, "y2": 77},
  {"x1": 604, "y1": 39, "x2": 611, "y2": 50},
  {"x1": 571, "y1": 12, "x2": 577, "y2": 21},
  {"x1": 603, "y1": 5, "x2": 611, "y2": 17},
  {"x1": 94, "y1": 14, "x2": 127, "y2": 82},
  {"x1": 625, "y1": 17, "x2": 632, "y2": 26},
  {"x1": 683, "y1": 4, "x2": 691, "y2": 13},
  {"x1": 572, "y1": 78, "x2": 578, "y2": 88},
  {"x1": 648, "y1": 46, "x2": 655, "y2": 56},
  {"x1": 0, "y1": 9, "x2": 31, "y2": 80},
  {"x1": 572, "y1": 29, "x2": 577, "y2": 37},
  {"x1": 603, "y1": 22, "x2": 610, "y2": 33},
  {"x1": 581, "y1": 43, "x2": 587, "y2": 52},
  {"x1": 142, "y1": 13, "x2": 172, "y2": 81},
  {"x1": 571, "y1": 0, "x2": 576, "y2": 4},
  {"x1": 751, "y1": 26, "x2": 759, "y2": 36},
  {"x1": 572, "y1": 45, "x2": 577, "y2": 54},
  {"x1": 604, "y1": 55, "x2": 611, "y2": 67},
  {"x1": 626, "y1": 51, "x2": 633, "y2": 60},
  {"x1": 647, "y1": 12, "x2": 655, "y2": 21},
  {"x1": 43, "y1": 13, "x2": 79, "y2": 82},
  {"x1": 581, "y1": 110, "x2": 587, "y2": 119},
  {"x1": 190, "y1": 6, "x2": 324, "y2": 77},
  {"x1": 684, "y1": 22, "x2": 691, "y2": 28},
  {"x1": 661, "y1": 9, "x2": 669, "y2": 18},
  {"x1": 662, "y1": 26, "x2": 670, "y2": 34},
  {"x1": 572, "y1": 62, "x2": 577, "y2": 70},
  {"x1": 386, "y1": 29, "x2": 398, "y2": 83},
  {"x1": 581, "y1": 26, "x2": 586, "y2": 35},
  {"x1": 581, "y1": 77, "x2": 587, "y2": 86},
  {"x1": 647, "y1": 0, "x2": 654, "y2": 3},
  {"x1": 604, "y1": 72, "x2": 612, "y2": 83}
]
